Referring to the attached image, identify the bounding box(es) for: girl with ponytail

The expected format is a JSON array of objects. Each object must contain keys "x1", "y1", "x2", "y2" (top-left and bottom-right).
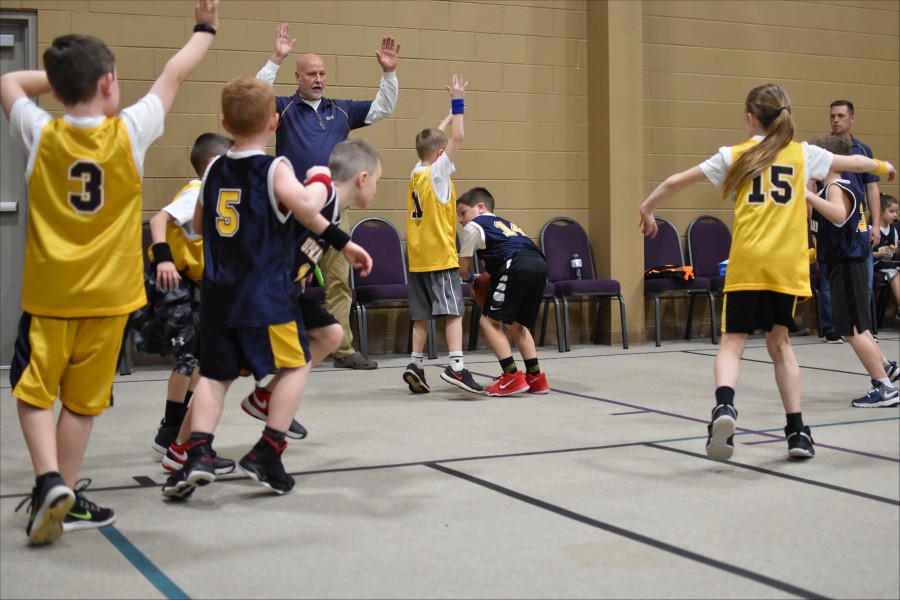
[{"x1": 639, "y1": 83, "x2": 895, "y2": 462}]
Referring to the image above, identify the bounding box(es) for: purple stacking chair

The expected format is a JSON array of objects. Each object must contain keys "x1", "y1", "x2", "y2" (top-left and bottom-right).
[
  {"x1": 685, "y1": 215, "x2": 731, "y2": 293},
  {"x1": 349, "y1": 217, "x2": 435, "y2": 359},
  {"x1": 644, "y1": 217, "x2": 718, "y2": 347},
  {"x1": 540, "y1": 217, "x2": 628, "y2": 351}
]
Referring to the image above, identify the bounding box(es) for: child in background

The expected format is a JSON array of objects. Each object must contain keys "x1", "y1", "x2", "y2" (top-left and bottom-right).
[
  {"x1": 138, "y1": 133, "x2": 232, "y2": 460},
  {"x1": 873, "y1": 193, "x2": 900, "y2": 322},
  {"x1": 639, "y1": 83, "x2": 894, "y2": 461},
  {"x1": 456, "y1": 187, "x2": 550, "y2": 396},
  {"x1": 241, "y1": 138, "x2": 384, "y2": 434},
  {"x1": 1, "y1": 0, "x2": 220, "y2": 543},
  {"x1": 806, "y1": 135, "x2": 898, "y2": 408},
  {"x1": 162, "y1": 77, "x2": 371, "y2": 500},
  {"x1": 403, "y1": 74, "x2": 483, "y2": 396}
]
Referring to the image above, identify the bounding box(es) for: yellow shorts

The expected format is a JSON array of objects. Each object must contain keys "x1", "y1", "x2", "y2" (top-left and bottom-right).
[{"x1": 10, "y1": 313, "x2": 128, "y2": 416}]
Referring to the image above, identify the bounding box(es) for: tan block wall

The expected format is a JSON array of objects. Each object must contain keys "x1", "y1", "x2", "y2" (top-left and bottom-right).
[{"x1": 2, "y1": 0, "x2": 896, "y2": 348}]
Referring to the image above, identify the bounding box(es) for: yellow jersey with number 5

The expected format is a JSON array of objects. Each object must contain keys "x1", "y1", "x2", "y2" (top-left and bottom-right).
[
  {"x1": 23, "y1": 117, "x2": 146, "y2": 317},
  {"x1": 725, "y1": 139, "x2": 810, "y2": 298}
]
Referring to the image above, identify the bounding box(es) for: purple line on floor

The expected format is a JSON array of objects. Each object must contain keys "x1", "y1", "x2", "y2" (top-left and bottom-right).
[{"x1": 611, "y1": 410, "x2": 652, "y2": 416}]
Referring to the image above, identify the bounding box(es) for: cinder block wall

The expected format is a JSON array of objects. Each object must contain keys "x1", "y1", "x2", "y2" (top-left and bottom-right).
[{"x1": 3, "y1": 0, "x2": 897, "y2": 349}]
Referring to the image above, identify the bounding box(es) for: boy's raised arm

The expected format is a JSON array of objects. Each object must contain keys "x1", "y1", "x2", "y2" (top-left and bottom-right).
[
  {"x1": 0, "y1": 71, "x2": 51, "y2": 119},
  {"x1": 149, "y1": 0, "x2": 219, "y2": 114}
]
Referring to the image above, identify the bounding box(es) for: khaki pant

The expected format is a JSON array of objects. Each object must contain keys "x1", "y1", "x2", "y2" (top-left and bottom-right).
[{"x1": 320, "y1": 218, "x2": 355, "y2": 359}]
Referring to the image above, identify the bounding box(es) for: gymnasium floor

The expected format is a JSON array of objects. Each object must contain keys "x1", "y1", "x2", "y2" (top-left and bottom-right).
[{"x1": 1, "y1": 328, "x2": 898, "y2": 599}]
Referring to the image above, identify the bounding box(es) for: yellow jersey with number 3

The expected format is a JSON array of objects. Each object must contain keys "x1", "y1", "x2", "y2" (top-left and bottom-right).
[
  {"x1": 725, "y1": 139, "x2": 811, "y2": 298},
  {"x1": 23, "y1": 117, "x2": 146, "y2": 317}
]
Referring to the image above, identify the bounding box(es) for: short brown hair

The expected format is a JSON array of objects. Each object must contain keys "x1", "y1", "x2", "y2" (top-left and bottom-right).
[
  {"x1": 810, "y1": 134, "x2": 852, "y2": 156},
  {"x1": 457, "y1": 187, "x2": 495, "y2": 212},
  {"x1": 329, "y1": 138, "x2": 382, "y2": 183},
  {"x1": 221, "y1": 77, "x2": 274, "y2": 137},
  {"x1": 415, "y1": 128, "x2": 448, "y2": 161},
  {"x1": 44, "y1": 35, "x2": 116, "y2": 105}
]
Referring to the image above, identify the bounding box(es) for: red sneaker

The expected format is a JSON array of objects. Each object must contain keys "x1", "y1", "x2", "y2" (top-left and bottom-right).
[
  {"x1": 525, "y1": 372, "x2": 550, "y2": 394},
  {"x1": 485, "y1": 371, "x2": 529, "y2": 397},
  {"x1": 241, "y1": 386, "x2": 271, "y2": 420}
]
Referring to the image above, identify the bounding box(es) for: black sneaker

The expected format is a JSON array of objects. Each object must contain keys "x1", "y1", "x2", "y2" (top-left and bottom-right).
[
  {"x1": 239, "y1": 445, "x2": 294, "y2": 495},
  {"x1": 241, "y1": 386, "x2": 308, "y2": 440},
  {"x1": 161, "y1": 441, "x2": 217, "y2": 499},
  {"x1": 785, "y1": 425, "x2": 815, "y2": 459},
  {"x1": 63, "y1": 480, "x2": 116, "y2": 532},
  {"x1": 152, "y1": 419, "x2": 180, "y2": 454},
  {"x1": 706, "y1": 404, "x2": 737, "y2": 461},
  {"x1": 440, "y1": 365, "x2": 484, "y2": 394},
  {"x1": 824, "y1": 331, "x2": 844, "y2": 344},
  {"x1": 403, "y1": 363, "x2": 430, "y2": 393},
  {"x1": 161, "y1": 442, "x2": 236, "y2": 475},
  {"x1": 15, "y1": 472, "x2": 75, "y2": 545}
]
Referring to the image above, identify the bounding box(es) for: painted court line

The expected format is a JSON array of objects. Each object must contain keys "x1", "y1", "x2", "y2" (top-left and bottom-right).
[
  {"x1": 427, "y1": 462, "x2": 830, "y2": 600},
  {"x1": 101, "y1": 526, "x2": 190, "y2": 600}
]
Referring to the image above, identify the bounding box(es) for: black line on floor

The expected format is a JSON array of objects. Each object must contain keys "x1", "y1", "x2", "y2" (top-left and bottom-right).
[
  {"x1": 425, "y1": 462, "x2": 830, "y2": 600},
  {"x1": 682, "y1": 350, "x2": 873, "y2": 377},
  {"x1": 645, "y1": 443, "x2": 900, "y2": 506}
]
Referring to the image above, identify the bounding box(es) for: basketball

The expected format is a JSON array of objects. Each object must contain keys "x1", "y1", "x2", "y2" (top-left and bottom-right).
[{"x1": 472, "y1": 272, "x2": 491, "y2": 309}]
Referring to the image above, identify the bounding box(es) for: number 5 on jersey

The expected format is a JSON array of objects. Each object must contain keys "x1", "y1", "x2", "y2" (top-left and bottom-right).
[{"x1": 216, "y1": 189, "x2": 241, "y2": 236}]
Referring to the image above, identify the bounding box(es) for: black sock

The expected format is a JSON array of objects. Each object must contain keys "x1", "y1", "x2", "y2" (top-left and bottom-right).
[
  {"x1": 524, "y1": 358, "x2": 541, "y2": 375},
  {"x1": 164, "y1": 400, "x2": 187, "y2": 427},
  {"x1": 715, "y1": 386, "x2": 735, "y2": 407},
  {"x1": 263, "y1": 426, "x2": 287, "y2": 444},
  {"x1": 786, "y1": 412, "x2": 804, "y2": 432},
  {"x1": 499, "y1": 356, "x2": 517, "y2": 374},
  {"x1": 183, "y1": 390, "x2": 193, "y2": 407}
]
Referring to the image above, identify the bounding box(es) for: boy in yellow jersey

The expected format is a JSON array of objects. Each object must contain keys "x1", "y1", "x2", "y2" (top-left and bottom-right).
[
  {"x1": 0, "y1": 0, "x2": 220, "y2": 544},
  {"x1": 135, "y1": 133, "x2": 237, "y2": 468},
  {"x1": 639, "y1": 83, "x2": 894, "y2": 462},
  {"x1": 403, "y1": 74, "x2": 483, "y2": 396}
]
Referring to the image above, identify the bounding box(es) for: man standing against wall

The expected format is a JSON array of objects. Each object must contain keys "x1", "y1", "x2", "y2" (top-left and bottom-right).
[{"x1": 256, "y1": 23, "x2": 400, "y2": 369}]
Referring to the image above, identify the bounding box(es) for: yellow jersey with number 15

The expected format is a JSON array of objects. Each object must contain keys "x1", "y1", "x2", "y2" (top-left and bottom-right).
[
  {"x1": 725, "y1": 139, "x2": 811, "y2": 298},
  {"x1": 23, "y1": 116, "x2": 146, "y2": 317}
]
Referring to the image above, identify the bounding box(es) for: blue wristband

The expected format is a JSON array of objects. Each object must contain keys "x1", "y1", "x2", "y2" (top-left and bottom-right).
[
  {"x1": 463, "y1": 271, "x2": 475, "y2": 284},
  {"x1": 451, "y1": 98, "x2": 465, "y2": 115}
]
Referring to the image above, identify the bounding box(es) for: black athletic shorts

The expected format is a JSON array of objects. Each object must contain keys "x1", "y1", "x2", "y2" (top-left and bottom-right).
[{"x1": 722, "y1": 290, "x2": 799, "y2": 334}]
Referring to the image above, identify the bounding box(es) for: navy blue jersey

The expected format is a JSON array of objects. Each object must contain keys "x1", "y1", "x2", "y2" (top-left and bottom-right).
[
  {"x1": 472, "y1": 214, "x2": 542, "y2": 278},
  {"x1": 292, "y1": 187, "x2": 341, "y2": 282},
  {"x1": 200, "y1": 152, "x2": 300, "y2": 326},
  {"x1": 274, "y1": 95, "x2": 370, "y2": 176},
  {"x1": 811, "y1": 179, "x2": 869, "y2": 263}
]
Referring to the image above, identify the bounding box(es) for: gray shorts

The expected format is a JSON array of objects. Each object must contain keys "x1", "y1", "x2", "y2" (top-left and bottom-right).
[{"x1": 408, "y1": 268, "x2": 465, "y2": 321}]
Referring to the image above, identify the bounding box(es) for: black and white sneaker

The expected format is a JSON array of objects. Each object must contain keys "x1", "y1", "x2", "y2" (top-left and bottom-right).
[
  {"x1": 239, "y1": 442, "x2": 294, "y2": 495},
  {"x1": 403, "y1": 363, "x2": 430, "y2": 393},
  {"x1": 440, "y1": 365, "x2": 484, "y2": 394},
  {"x1": 16, "y1": 472, "x2": 75, "y2": 545},
  {"x1": 706, "y1": 404, "x2": 737, "y2": 461},
  {"x1": 63, "y1": 480, "x2": 116, "y2": 532},
  {"x1": 785, "y1": 425, "x2": 815, "y2": 459},
  {"x1": 162, "y1": 442, "x2": 217, "y2": 499},
  {"x1": 152, "y1": 419, "x2": 180, "y2": 454}
]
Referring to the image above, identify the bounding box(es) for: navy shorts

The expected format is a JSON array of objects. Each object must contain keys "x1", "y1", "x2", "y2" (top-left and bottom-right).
[
  {"x1": 199, "y1": 317, "x2": 311, "y2": 382},
  {"x1": 483, "y1": 250, "x2": 548, "y2": 331}
]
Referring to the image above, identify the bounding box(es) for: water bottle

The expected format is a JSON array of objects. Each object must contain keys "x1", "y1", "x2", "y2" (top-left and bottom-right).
[{"x1": 570, "y1": 254, "x2": 583, "y2": 280}]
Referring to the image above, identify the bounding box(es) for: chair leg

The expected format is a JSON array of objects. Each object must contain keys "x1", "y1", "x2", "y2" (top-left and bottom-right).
[
  {"x1": 538, "y1": 297, "x2": 550, "y2": 347},
  {"x1": 685, "y1": 293, "x2": 697, "y2": 340},
  {"x1": 560, "y1": 296, "x2": 571, "y2": 352},
  {"x1": 654, "y1": 294, "x2": 662, "y2": 347},
  {"x1": 357, "y1": 304, "x2": 369, "y2": 358},
  {"x1": 617, "y1": 294, "x2": 629, "y2": 350},
  {"x1": 870, "y1": 289, "x2": 878, "y2": 335},
  {"x1": 593, "y1": 298, "x2": 604, "y2": 345},
  {"x1": 707, "y1": 291, "x2": 719, "y2": 345},
  {"x1": 812, "y1": 288, "x2": 821, "y2": 337}
]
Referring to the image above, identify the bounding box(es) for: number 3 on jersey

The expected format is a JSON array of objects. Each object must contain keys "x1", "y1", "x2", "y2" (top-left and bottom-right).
[
  {"x1": 216, "y1": 189, "x2": 241, "y2": 236},
  {"x1": 747, "y1": 165, "x2": 795, "y2": 205}
]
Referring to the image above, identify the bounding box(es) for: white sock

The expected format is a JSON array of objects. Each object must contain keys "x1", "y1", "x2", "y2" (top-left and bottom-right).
[
  {"x1": 449, "y1": 352, "x2": 464, "y2": 372},
  {"x1": 411, "y1": 352, "x2": 424, "y2": 368}
]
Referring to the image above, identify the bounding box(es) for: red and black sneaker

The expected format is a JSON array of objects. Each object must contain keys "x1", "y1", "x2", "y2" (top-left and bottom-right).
[{"x1": 241, "y1": 385, "x2": 308, "y2": 440}]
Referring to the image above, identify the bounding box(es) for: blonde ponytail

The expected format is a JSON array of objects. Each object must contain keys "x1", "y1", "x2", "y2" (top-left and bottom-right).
[{"x1": 722, "y1": 84, "x2": 795, "y2": 199}]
